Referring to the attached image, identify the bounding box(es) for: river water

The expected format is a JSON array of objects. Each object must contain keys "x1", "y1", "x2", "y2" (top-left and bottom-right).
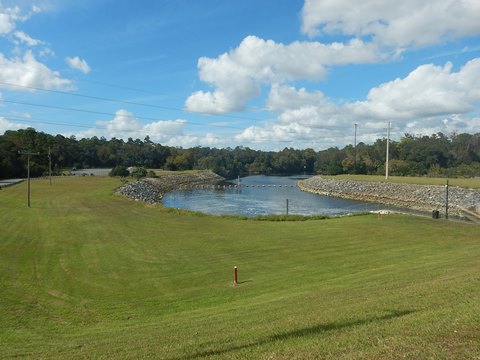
[{"x1": 162, "y1": 175, "x2": 390, "y2": 217}]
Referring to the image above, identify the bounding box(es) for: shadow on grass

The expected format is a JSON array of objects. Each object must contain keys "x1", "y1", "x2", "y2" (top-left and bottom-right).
[
  {"x1": 170, "y1": 309, "x2": 416, "y2": 360},
  {"x1": 236, "y1": 279, "x2": 254, "y2": 285}
]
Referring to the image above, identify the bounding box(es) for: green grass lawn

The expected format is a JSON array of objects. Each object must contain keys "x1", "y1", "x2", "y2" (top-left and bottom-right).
[
  {"x1": 324, "y1": 174, "x2": 480, "y2": 189},
  {"x1": 1, "y1": 177, "x2": 479, "y2": 359}
]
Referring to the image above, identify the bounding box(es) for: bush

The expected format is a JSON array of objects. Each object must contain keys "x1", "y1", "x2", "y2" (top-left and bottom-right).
[
  {"x1": 109, "y1": 165, "x2": 129, "y2": 177},
  {"x1": 131, "y1": 167, "x2": 147, "y2": 179}
]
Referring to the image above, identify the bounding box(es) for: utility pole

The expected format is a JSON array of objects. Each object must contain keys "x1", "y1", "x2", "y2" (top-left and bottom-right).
[
  {"x1": 445, "y1": 179, "x2": 449, "y2": 220},
  {"x1": 19, "y1": 151, "x2": 40, "y2": 208},
  {"x1": 48, "y1": 146, "x2": 52, "y2": 187},
  {"x1": 385, "y1": 122, "x2": 390, "y2": 180},
  {"x1": 354, "y1": 123, "x2": 357, "y2": 174}
]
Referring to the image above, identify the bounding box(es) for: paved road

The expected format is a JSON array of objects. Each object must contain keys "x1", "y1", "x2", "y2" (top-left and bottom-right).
[
  {"x1": 0, "y1": 179, "x2": 24, "y2": 188},
  {"x1": 1, "y1": 169, "x2": 111, "y2": 188},
  {"x1": 70, "y1": 168, "x2": 111, "y2": 176}
]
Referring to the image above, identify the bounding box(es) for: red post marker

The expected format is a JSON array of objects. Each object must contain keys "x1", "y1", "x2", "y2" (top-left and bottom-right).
[{"x1": 233, "y1": 266, "x2": 238, "y2": 285}]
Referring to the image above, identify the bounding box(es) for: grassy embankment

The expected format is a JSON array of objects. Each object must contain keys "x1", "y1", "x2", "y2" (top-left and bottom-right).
[{"x1": 1, "y1": 176, "x2": 479, "y2": 359}]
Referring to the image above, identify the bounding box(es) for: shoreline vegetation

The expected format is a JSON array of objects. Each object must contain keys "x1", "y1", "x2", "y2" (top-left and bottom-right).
[{"x1": 3, "y1": 129, "x2": 480, "y2": 182}]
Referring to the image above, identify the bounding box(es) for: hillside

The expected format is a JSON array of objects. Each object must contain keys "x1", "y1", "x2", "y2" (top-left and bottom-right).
[{"x1": 1, "y1": 176, "x2": 479, "y2": 359}]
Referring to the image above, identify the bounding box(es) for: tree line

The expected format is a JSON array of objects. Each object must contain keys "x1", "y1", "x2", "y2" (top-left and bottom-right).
[{"x1": 1, "y1": 128, "x2": 479, "y2": 179}]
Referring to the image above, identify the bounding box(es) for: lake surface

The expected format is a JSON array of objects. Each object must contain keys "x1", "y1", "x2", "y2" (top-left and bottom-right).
[{"x1": 162, "y1": 175, "x2": 390, "y2": 216}]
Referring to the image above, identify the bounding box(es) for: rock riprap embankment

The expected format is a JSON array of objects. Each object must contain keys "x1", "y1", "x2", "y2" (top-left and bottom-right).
[
  {"x1": 298, "y1": 176, "x2": 480, "y2": 216},
  {"x1": 116, "y1": 171, "x2": 224, "y2": 204}
]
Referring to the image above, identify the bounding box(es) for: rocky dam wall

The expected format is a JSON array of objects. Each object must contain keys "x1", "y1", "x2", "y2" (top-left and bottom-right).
[
  {"x1": 299, "y1": 176, "x2": 480, "y2": 217},
  {"x1": 116, "y1": 171, "x2": 224, "y2": 204}
]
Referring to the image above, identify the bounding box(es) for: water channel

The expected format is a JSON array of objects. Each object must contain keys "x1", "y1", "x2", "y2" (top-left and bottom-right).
[{"x1": 162, "y1": 175, "x2": 393, "y2": 217}]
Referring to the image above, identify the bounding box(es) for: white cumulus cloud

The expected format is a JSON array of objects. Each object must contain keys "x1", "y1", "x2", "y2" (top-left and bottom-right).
[
  {"x1": 349, "y1": 57, "x2": 480, "y2": 120},
  {"x1": 0, "y1": 6, "x2": 21, "y2": 35},
  {"x1": 0, "y1": 5, "x2": 42, "y2": 37},
  {"x1": 186, "y1": 35, "x2": 382, "y2": 114},
  {"x1": 267, "y1": 84, "x2": 328, "y2": 112},
  {"x1": 239, "y1": 57, "x2": 480, "y2": 148},
  {"x1": 235, "y1": 122, "x2": 314, "y2": 144},
  {"x1": 14, "y1": 30, "x2": 42, "y2": 46},
  {"x1": 81, "y1": 109, "x2": 188, "y2": 143},
  {"x1": 77, "y1": 109, "x2": 239, "y2": 148},
  {"x1": 66, "y1": 56, "x2": 91, "y2": 74},
  {"x1": 0, "y1": 51, "x2": 72, "y2": 89},
  {"x1": 0, "y1": 116, "x2": 27, "y2": 134},
  {"x1": 0, "y1": 6, "x2": 72, "y2": 91},
  {"x1": 301, "y1": 0, "x2": 480, "y2": 47}
]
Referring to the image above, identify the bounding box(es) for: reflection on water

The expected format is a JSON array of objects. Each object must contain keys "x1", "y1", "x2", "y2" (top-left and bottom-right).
[{"x1": 163, "y1": 175, "x2": 388, "y2": 217}]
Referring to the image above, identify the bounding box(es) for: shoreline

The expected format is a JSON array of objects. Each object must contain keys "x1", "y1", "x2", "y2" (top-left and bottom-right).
[
  {"x1": 298, "y1": 176, "x2": 480, "y2": 217},
  {"x1": 117, "y1": 172, "x2": 480, "y2": 220},
  {"x1": 116, "y1": 171, "x2": 224, "y2": 204}
]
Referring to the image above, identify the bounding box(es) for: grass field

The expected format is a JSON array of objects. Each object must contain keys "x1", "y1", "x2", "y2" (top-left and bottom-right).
[{"x1": 1, "y1": 176, "x2": 479, "y2": 359}]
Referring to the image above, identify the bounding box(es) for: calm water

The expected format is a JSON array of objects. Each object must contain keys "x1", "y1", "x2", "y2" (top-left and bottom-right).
[{"x1": 162, "y1": 175, "x2": 390, "y2": 216}]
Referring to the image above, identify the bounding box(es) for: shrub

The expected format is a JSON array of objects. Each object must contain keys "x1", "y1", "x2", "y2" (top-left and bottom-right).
[
  {"x1": 146, "y1": 170, "x2": 158, "y2": 178},
  {"x1": 109, "y1": 165, "x2": 129, "y2": 177},
  {"x1": 131, "y1": 167, "x2": 147, "y2": 179}
]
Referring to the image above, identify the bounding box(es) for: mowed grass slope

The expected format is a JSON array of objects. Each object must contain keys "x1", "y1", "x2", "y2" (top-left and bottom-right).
[{"x1": 1, "y1": 177, "x2": 479, "y2": 359}]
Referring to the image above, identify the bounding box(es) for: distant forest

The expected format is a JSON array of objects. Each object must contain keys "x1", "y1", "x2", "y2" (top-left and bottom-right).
[{"x1": 1, "y1": 128, "x2": 480, "y2": 179}]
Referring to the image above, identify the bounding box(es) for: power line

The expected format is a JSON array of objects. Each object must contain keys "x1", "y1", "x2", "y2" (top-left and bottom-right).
[
  {"x1": 0, "y1": 114, "x2": 335, "y2": 144},
  {"x1": 0, "y1": 114, "x2": 100, "y2": 129},
  {"x1": 2, "y1": 99, "x2": 245, "y2": 130},
  {"x1": 0, "y1": 81, "x2": 347, "y2": 146},
  {"x1": 0, "y1": 114, "x2": 208, "y2": 137},
  {"x1": 74, "y1": 78, "x2": 187, "y2": 100},
  {"x1": 0, "y1": 81, "x2": 264, "y2": 122},
  {"x1": 2, "y1": 110, "x2": 360, "y2": 141},
  {"x1": 0, "y1": 81, "x2": 187, "y2": 111}
]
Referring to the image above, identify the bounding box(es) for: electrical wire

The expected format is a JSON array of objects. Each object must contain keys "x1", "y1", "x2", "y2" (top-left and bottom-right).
[
  {"x1": 0, "y1": 113, "x2": 325, "y2": 144},
  {"x1": 0, "y1": 81, "x2": 264, "y2": 122},
  {"x1": 2, "y1": 99, "x2": 245, "y2": 130},
  {"x1": 0, "y1": 81, "x2": 339, "y2": 146},
  {"x1": 0, "y1": 115, "x2": 202, "y2": 138}
]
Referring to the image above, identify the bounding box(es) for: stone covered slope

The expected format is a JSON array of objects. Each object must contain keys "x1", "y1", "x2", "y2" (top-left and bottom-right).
[
  {"x1": 116, "y1": 171, "x2": 224, "y2": 204},
  {"x1": 299, "y1": 176, "x2": 480, "y2": 216}
]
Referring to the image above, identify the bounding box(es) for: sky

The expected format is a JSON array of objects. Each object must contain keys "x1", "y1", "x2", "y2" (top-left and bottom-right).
[{"x1": 1, "y1": 0, "x2": 480, "y2": 151}]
